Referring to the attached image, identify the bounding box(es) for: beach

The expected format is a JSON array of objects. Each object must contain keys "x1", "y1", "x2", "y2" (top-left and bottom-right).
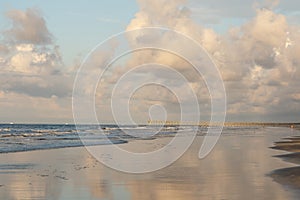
[
  {"x1": 270, "y1": 132, "x2": 300, "y2": 191},
  {"x1": 0, "y1": 127, "x2": 299, "y2": 200},
  {"x1": 1, "y1": 0, "x2": 300, "y2": 199}
]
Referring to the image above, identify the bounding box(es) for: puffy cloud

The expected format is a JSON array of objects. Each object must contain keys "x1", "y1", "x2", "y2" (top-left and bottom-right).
[
  {"x1": 2, "y1": 1, "x2": 300, "y2": 123},
  {"x1": 0, "y1": 42, "x2": 71, "y2": 97},
  {"x1": 216, "y1": 8, "x2": 300, "y2": 121},
  {"x1": 92, "y1": 0, "x2": 300, "y2": 122},
  {"x1": 88, "y1": 0, "x2": 223, "y2": 123},
  {"x1": 5, "y1": 8, "x2": 52, "y2": 45},
  {"x1": 0, "y1": 8, "x2": 72, "y2": 122}
]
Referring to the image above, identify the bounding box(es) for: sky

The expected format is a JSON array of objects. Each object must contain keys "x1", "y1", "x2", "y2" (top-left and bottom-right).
[{"x1": 0, "y1": 0, "x2": 300, "y2": 123}]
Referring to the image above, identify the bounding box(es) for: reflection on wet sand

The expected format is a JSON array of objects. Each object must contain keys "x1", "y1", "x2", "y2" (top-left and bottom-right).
[
  {"x1": 0, "y1": 127, "x2": 299, "y2": 200},
  {"x1": 270, "y1": 134, "x2": 300, "y2": 190}
]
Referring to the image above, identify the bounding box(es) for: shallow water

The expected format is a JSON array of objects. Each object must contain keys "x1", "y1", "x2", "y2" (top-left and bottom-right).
[
  {"x1": 0, "y1": 127, "x2": 299, "y2": 199},
  {"x1": 0, "y1": 124, "x2": 274, "y2": 153},
  {"x1": 0, "y1": 124, "x2": 192, "y2": 153}
]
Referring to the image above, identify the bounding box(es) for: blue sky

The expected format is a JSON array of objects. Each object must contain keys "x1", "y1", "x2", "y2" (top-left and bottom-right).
[{"x1": 0, "y1": 0, "x2": 138, "y2": 65}]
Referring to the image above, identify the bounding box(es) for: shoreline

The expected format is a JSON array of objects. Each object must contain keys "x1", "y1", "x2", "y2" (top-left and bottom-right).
[
  {"x1": 0, "y1": 139, "x2": 128, "y2": 154},
  {"x1": 0, "y1": 131, "x2": 298, "y2": 199}
]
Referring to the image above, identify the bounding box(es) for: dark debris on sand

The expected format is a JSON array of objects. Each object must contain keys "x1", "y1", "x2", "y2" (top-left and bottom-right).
[
  {"x1": 270, "y1": 167, "x2": 300, "y2": 189},
  {"x1": 55, "y1": 175, "x2": 68, "y2": 181},
  {"x1": 270, "y1": 134, "x2": 300, "y2": 189},
  {"x1": 275, "y1": 153, "x2": 300, "y2": 165},
  {"x1": 271, "y1": 137, "x2": 300, "y2": 153}
]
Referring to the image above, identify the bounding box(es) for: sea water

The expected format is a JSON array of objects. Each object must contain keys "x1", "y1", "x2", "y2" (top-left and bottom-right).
[{"x1": 0, "y1": 124, "x2": 267, "y2": 153}]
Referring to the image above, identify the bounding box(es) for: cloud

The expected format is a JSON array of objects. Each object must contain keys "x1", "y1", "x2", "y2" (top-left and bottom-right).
[
  {"x1": 0, "y1": 8, "x2": 72, "y2": 121},
  {"x1": 87, "y1": 0, "x2": 220, "y2": 123},
  {"x1": 4, "y1": 8, "x2": 52, "y2": 45},
  {"x1": 218, "y1": 8, "x2": 300, "y2": 121},
  {"x1": 188, "y1": 0, "x2": 263, "y2": 19},
  {"x1": 2, "y1": 1, "x2": 300, "y2": 123},
  {"x1": 0, "y1": 91, "x2": 72, "y2": 123},
  {"x1": 90, "y1": 0, "x2": 300, "y2": 122}
]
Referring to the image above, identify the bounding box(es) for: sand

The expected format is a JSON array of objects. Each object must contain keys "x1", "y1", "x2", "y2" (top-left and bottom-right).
[
  {"x1": 0, "y1": 131, "x2": 299, "y2": 200},
  {"x1": 270, "y1": 135, "x2": 300, "y2": 190}
]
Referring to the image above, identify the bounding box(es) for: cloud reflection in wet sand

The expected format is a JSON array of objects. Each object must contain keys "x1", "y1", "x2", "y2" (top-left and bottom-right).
[{"x1": 0, "y1": 128, "x2": 298, "y2": 200}]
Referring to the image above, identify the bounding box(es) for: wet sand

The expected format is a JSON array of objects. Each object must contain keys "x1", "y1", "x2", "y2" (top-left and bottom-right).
[
  {"x1": 272, "y1": 136, "x2": 300, "y2": 153},
  {"x1": 0, "y1": 128, "x2": 299, "y2": 200},
  {"x1": 270, "y1": 132, "x2": 300, "y2": 190}
]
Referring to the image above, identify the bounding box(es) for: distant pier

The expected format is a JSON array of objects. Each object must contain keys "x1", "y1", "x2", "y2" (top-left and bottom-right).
[{"x1": 148, "y1": 120, "x2": 300, "y2": 128}]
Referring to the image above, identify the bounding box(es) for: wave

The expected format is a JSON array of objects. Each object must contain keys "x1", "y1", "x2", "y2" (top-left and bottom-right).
[{"x1": 0, "y1": 124, "x2": 275, "y2": 154}]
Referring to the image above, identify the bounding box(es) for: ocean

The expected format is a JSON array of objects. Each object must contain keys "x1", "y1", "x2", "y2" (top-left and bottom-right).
[{"x1": 0, "y1": 124, "x2": 271, "y2": 154}]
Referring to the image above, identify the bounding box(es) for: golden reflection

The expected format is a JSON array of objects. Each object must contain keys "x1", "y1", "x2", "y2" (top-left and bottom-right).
[{"x1": 0, "y1": 129, "x2": 297, "y2": 200}]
